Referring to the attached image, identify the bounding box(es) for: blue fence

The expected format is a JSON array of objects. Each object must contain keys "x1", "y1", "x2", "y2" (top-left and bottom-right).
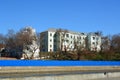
[{"x1": 0, "y1": 60, "x2": 120, "y2": 66}]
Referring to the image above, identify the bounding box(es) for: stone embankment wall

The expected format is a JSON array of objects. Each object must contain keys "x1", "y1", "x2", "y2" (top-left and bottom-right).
[{"x1": 0, "y1": 66, "x2": 120, "y2": 80}]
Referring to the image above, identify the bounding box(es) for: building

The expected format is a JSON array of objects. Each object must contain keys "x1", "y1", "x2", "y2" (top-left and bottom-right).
[
  {"x1": 87, "y1": 32, "x2": 101, "y2": 52},
  {"x1": 40, "y1": 28, "x2": 102, "y2": 52},
  {"x1": 40, "y1": 28, "x2": 56, "y2": 52},
  {"x1": 54, "y1": 30, "x2": 87, "y2": 51}
]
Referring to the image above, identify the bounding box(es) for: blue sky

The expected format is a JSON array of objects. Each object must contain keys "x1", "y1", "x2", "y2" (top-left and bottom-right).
[{"x1": 0, "y1": 0, "x2": 120, "y2": 35}]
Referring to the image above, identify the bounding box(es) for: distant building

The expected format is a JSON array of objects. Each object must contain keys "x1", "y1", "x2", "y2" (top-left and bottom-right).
[
  {"x1": 40, "y1": 28, "x2": 56, "y2": 52},
  {"x1": 40, "y1": 28, "x2": 102, "y2": 52},
  {"x1": 87, "y1": 32, "x2": 101, "y2": 52},
  {"x1": 54, "y1": 29, "x2": 87, "y2": 51}
]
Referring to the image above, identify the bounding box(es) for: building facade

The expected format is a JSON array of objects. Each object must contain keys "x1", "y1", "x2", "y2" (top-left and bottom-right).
[
  {"x1": 87, "y1": 32, "x2": 101, "y2": 52},
  {"x1": 40, "y1": 29, "x2": 56, "y2": 52},
  {"x1": 40, "y1": 28, "x2": 102, "y2": 52}
]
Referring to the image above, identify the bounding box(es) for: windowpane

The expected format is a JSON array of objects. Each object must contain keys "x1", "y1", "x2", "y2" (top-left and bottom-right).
[
  {"x1": 92, "y1": 42, "x2": 95, "y2": 44},
  {"x1": 50, "y1": 39, "x2": 52, "y2": 42},
  {"x1": 93, "y1": 37, "x2": 95, "y2": 40},
  {"x1": 50, "y1": 45, "x2": 52, "y2": 47},
  {"x1": 50, "y1": 33, "x2": 52, "y2": 36},
  {"x1": 66, "y1": 34, "x2": 69, "y2": 37}
]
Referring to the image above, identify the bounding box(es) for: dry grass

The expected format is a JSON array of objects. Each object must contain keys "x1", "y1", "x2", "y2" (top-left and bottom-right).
[{"x1": 0, "y1": 57, "x2": 17, "y2": 60}]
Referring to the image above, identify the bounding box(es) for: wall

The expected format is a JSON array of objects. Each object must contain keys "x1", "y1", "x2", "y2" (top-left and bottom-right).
[{"x1": 0, "y1": 71, "x2": 120, "y2": 80}]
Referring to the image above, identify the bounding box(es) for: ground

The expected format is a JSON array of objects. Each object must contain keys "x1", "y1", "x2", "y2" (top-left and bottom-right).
[{"x1": 0, "y1": 57, "x2": 16, "y2": 60}]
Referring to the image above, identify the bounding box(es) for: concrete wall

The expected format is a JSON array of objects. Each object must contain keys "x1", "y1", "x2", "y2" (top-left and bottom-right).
[{"x1": 0, "y1": 71, "x2": 120, "y2": 80}]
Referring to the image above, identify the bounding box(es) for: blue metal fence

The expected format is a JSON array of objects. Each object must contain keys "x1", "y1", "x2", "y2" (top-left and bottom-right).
[{"x1": 0, "y1": 60, "x2": 120, "y2": 66}]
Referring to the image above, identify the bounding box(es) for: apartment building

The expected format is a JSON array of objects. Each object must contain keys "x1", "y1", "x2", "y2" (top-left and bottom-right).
[
  {"x1": 54, "y1": 30, "x2": 87, "y2": 51},
  {"x1": 87, "y1": 32, "x2": 101, "y2": 52},
  {"x1": 40, "y1": 28, "x2": 102, "y2": 52},
  {"x1": 40, "y1": 28, "x2": 56, "y2": 52}
]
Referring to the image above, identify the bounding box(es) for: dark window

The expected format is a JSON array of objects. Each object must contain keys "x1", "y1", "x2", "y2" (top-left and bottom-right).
[
  {"x1": 66, "y1": 40, "x2": 69, "y2": 43},
  {"x1": 54, "y1": 45, "x2": 56, "y2": 48},
  {"x1": 50, "y1": 49, "x2": 52, "y2": 52},
  {"x1": 92, "y1": 42, "x2": 95, "y2": 45},
  {"x1": 80, "y1": 37, "x2": 81, "y2": 39},
  {"x1": 71, "y1": 36, "x2": 72, "y2": 38},
  {"x1": 66, "y1": 34, "x2": 69, "y2": 37},
  {"x1": 54, "y1": 39, "x2": 56, "y2": 42},
  {"x1": 50, "y1": 33, "x2": 52, "y2": 36},
  {"x1": 50, "y1": 45, "x2": 52, "y2": 47},
  {"x1": 50, "y1": 39, "x2": 52, "y2": 42},
  {"x1": 93, "y1": 37, "x2": 95, "y2": 40}
]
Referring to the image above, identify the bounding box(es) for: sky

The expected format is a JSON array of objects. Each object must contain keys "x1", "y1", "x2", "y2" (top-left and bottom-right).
[{"x1": 0, "y1": 0, "x2": 120, "y2": 36}]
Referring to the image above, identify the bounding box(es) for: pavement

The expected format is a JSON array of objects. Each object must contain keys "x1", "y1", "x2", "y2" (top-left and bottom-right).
[
  {"x1": 0, "y1": 66, "x2": 120, "y2": 73},
  {"x1": 90, "y1": 77, "x2": 120, "y2": 80},
  {"x1": 0, "y1": 66, "x2": 120, "y2": 79}
]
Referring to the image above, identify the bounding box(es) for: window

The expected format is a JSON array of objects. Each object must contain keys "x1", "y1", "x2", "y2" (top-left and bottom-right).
[
  {"x1": 54, "y1": 45, "x2": 56, "y2": 48},
  {"x1": 50, "y1": 49, "x2": 52, "y2": 52},
  {"x1": 66, "y1": 34, "x2": 69, "y2": 37},
  {"x1": 92, "y1": 42, "x2": 95, "y2": 45},
  {"x1": 50, "y1": 33, "x2": 52, "y2": 36},
  {"x1": 93, "y1": 37, "x2": 95, "y2": 40},
  {"x1": 54, "y1": 34, "x2": 57, "y2": 37},
  {"x1": 74, "y1": 36, "x2": 75, "y2": 39},
  {"x1": 66, "y1": 40, "x2": 69, "y2": 43},
  {"x1": 80, "y1": 37, "x2": 81, "y2": 39},
  {"x1": 71, "y1": 36, "x2": 72, "y2": 38},
  {"x1": 96, "y1": 37, "x2": 99, "y2": 40},
  {"x1": 50, "y1": 45, "x2": 52, "y2": 47},
  {"x1": 54, "y1": 39, "x2": 56, "y2": 42},
  {"x1": 71, "y1": 41, "x2": 72, "y2": 44},
  {"x1": 80, "y1": 42, "x2": 81, "y2": 44},
  {"x1": 50, "y1": 39, "x2": 52, "y2": 42}
]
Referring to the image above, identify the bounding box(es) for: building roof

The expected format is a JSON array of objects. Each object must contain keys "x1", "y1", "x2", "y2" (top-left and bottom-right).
[{"x1": 88, "y1": 32, "x2": 101, "y2": 36}]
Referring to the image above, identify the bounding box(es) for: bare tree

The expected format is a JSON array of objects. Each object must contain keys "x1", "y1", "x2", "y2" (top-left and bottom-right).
[
  {"x1": 0, "y1": 34, "x2": 5, "y2": 44},
  {"x1": 101, "y1": 36, "x2": 111, "y2": 51},
  {"x1": 55, "y1": 28, "x2": 68, "y2": 52},
  {"x1": 111, "y1": 33, "x2": 120, "y2": 52},
  {"x1": 73, "y1": 35, "x2": 85, "y2": 60},
  {"x1": 3, "y1": 27, "x2": 39, "y2": 59},
  {"x1": 17, "y1": 27, "x2": 39, "y2": 59},
  {"x1": 5, "y1": 29, "x2": 17, "y2": 50}
]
